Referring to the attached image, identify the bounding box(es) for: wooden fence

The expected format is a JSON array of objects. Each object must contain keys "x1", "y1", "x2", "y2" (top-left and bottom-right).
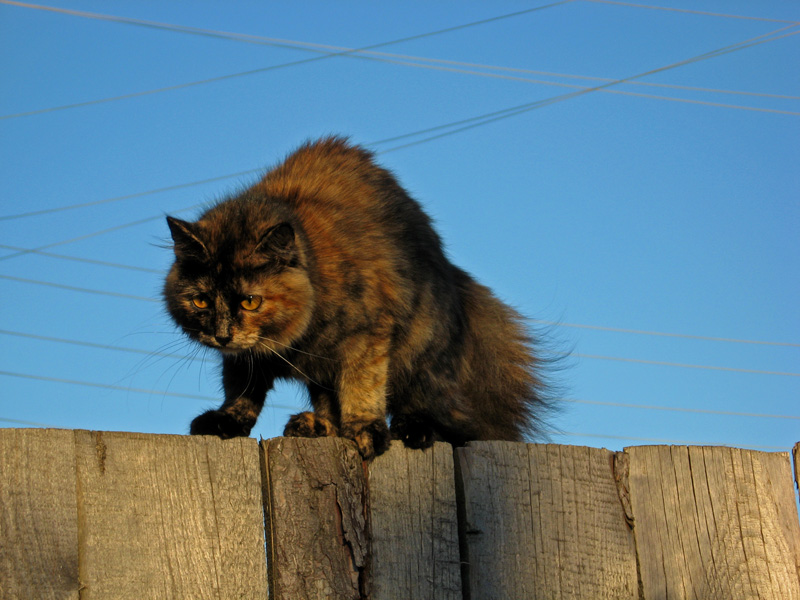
[{"x1": 1, "y1": 429, "x2": 799, "y2": 599}]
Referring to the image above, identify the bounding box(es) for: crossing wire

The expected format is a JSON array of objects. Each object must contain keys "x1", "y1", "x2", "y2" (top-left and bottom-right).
[
  {"x1": 561, "y1": 397, "x2": 800, "y2": 421},
  {"x1": 583, "y1": 0, "x2": 800, "y2": 24},
  {"x1": 2, "y1": 1, "x2": 797, "y2": 121},
  {"x1": 1, "y1": 323, "x2": 797, "y2": 376},
  {"x1": 0, "y1": 244, "x2": 164, "y2": 273},
  {"x1": 0, "y1": 369, "x2": 296, "y2": 411},
  {"x1": 376, "y1": 25, "x2": 800, "y2": 153},
  {"x1": 0, "y1": 0, "x2": 573, "y2": 120},
  {"x1": 2, "y1": 20, "x2": 797, "y2": 238},
  {"x1": 0, "y1": 361, "x2": 797, "y2": 421}
]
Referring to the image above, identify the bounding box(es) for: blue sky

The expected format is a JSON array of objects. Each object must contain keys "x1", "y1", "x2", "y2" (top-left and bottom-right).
[{"x1": 1, "y1": 0, "x2": 798, "y2": 453}]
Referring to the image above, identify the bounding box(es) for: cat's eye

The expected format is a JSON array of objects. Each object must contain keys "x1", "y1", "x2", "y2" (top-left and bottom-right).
[
  {"x1": 191, "y1": 295, "x2": 209, "y2": 309},
  {"x1": 240, "y1": 295, "x2": 262, "y2": 311}
]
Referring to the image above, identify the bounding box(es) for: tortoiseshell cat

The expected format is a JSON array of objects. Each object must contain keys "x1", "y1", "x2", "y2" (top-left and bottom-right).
[{"x1": 164, "y1": 137, "x2": 551, "y2": 459}]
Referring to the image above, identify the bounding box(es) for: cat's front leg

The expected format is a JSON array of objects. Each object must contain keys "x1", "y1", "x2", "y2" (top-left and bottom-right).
[
  {"x1": 190, "y1": 354, "x2": 273, "y2": 439},
  {"x1": 335, "y1": 335, "x2": 392, "y2": 460},
  {"x1": 284, "y1": 383, "x2": 339, "y2": 438}
]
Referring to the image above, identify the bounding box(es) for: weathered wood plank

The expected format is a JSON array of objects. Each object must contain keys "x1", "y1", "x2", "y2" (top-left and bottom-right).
[
  {"x1": 368, "y1": 441, "x2": 461, "y2": 600},
  {"x1": 456, "y1": 441, "x2": 639, "y2": 600},
  {"x1": 0, "y1": 428, "x2": 80, "y2": 600},
  {"x1": 75, "y1": 431, "x2": 267, "y2": 599},
  {"x1": 628, "y1": 445, "x2": 800, "y2": 600},
  {"x1": 262, "y1": 437, "x2": 368, "y2": 600}
]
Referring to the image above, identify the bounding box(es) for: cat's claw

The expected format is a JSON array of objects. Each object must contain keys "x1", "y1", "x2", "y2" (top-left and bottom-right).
[
  {"x1": 341, "y1": 419, "x2": 391, "y2": 460},
  {"x1": 190, "y1": 410, "x2": 252, "y2": 439},
  {"x1": 284, "y1": 411, "x2": 338, "y2": 438},
  {"x1": 390, "y1": 415, "x2": 438, "y2": 450}
]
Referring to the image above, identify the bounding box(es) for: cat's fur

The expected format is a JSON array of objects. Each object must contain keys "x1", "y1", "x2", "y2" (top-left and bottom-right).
[{"x1": 164, "y1": 137, "x2": 551, "y2": 459}]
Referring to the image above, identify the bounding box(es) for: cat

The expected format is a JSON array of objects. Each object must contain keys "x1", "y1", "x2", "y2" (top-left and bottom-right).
[{"x1": 164, "y1": 137, "x2": 552, "y2": 459}]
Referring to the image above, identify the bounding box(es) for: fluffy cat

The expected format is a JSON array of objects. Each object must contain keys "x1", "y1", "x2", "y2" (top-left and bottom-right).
[{"x1": 164, "y1": 137, "x2": 551, "y2": 459}]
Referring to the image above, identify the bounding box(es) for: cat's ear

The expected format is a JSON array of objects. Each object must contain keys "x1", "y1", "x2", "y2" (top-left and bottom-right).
[
  {"x1": 167, "y1": 216, "x2": 208, "y2": 261},
  {"x1": 256, "y1": 222, "x2": 296, "y2": 261}
]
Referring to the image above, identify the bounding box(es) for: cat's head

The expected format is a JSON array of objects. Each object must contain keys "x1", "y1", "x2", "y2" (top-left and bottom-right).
[{"x1": 164, "y1": 203, "x2": 315, "y2": 355}]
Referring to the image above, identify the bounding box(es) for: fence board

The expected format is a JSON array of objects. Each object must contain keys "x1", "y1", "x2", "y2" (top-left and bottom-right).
[
  {"x1": 4, "y1": 430, "x2": 800, "y2": 599},
  {"x1": 0, "y1": 429, "x2": 80, "y2": 600},
  {"x1": 262, "y1": 437, "x2": 368, "y2": 600},
  {"x1": 456, "y1": 441, "x2": 639, "y2": 600},
  {"x1": 368, "y1": 441, "x2": 461, "y2": 600},
  {"x1": 75, "y1": 431, "x2": 267, "y2": 599},
  {"x1": 627, "y1": 445, "x2": 800, "y2": 600}
]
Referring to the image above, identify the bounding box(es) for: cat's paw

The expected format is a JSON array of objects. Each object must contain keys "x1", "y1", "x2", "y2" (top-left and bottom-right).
[
  {"x1": 340, "y1": 419, "x2": 391, "y2": 460},
  {"x1": 190, "y1": 410, "x2": 252, "y2": 439},
  {"x1": 284, "y1": 412, "x2": 338, "y2": 438},
  {"x1": 390, "y1": 415, "x2": 438, "y2": 450}
]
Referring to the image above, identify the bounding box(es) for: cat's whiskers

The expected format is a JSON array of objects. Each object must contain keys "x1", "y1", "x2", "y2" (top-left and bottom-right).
[
  {"x1": 254, "y1": 338, "x2": 334, "y2": 392},
  {"x1": 252, "y1": 334, "x2": 336, "y2": 362}
]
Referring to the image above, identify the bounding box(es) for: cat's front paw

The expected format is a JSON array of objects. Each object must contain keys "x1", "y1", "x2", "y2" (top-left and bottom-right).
[
  {"x1": 190, "y1": 410, "x2": 252, "y2": 439},
  {"x1": 390, "y1": 414, "x2": 438, "y2": 449},
  {"x1": 341, "y1": 419, "x2": 391, "y2": 460},
  {"x1": 284, "y1": 412, "x2": 338, "y2": 438}
]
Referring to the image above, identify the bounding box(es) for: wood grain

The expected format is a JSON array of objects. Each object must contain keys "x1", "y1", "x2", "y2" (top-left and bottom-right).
[
  {"x1": 4, "y1": 430, "x2": 799, "y2": 599},
  {"x1": 74, "y1": 431, "x2": 267, "y2": 600},
  {"x1": 262, "y1": 436, "x2": 368, "y2": 600},
  {"x1": 0, "y1": 428, "x2": 80, "y2": 600},
  {"x1": 628, "y1": 445, "x2": 800, "y2": 600},
  {"x1": 456, "y1": 441, "x2": 639, "y2": 600},
  {"x1": 368, "y1": 441, "x2": 461, "y2": 600}
]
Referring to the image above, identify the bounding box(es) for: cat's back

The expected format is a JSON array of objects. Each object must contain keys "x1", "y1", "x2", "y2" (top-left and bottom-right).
[
  {"x1": 257, "y1": 137, "x2": 445, "y2": 266},
  {"x1": 259, "y1": 137, "x2": 392, "y2": 212}
]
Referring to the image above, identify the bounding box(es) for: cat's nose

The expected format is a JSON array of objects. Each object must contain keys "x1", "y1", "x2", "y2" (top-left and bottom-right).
[{"x1": 215, "y1": 335, "x2": 232, "y2": 347}]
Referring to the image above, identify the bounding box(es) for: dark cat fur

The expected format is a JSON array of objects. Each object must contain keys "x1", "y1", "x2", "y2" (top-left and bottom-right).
[{"x1": 164, "y1": 137, "x2": 551, "y2": 459}]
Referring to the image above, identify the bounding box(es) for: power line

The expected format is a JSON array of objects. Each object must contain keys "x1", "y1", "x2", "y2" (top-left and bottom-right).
[
  {"x1": 570, "y1": 352, "x2": 800, "y2": 377},
  {"x1": 0, "y1": 203, "x2": 205, "y2": 261},
  {"x1": 0, "y1": 0, "x2": 573, "y2": 120},
  {"x1": 0, "y1": 170, "x2": 260, "y2": 221},
  {"x1": 583, "y1": 0, "x2": 800, "y2": 24},
  {"x1": 0, "y1": 329, "x2": 197, "y2": 360},
  {"x1": 0, "y1": 369, "x2": 298, "y2": 411},
  {"x1": 532, "y1": 319, "x2": 800, "y2": 348},
  {"x1": 376, "y1": 25, "x2": 800, "y2": 153},
  {"x1": 2, "y1": 255, "x2": 793, "y2": 351},
  {"x1": 0, "y1": 274, "x2": 160, "y2": 302},
  {"x1": 561, "y1": 397, "x2": 800, "y2": 421},
  {"x1": 2, "y1": 25, "x2": 796, "y2": 223},
  {"x1": 2, "y1": 1, "x2": 795, "y2": 121},
  {"x1": 0, "y1": 245, "x2": 163, "y2": 273},
  {"x1": 2, "y1": 324, "x2": 796, "y2": 376},
  {"x1": 1, "y1": 362, "x2": 797, "y2": 427},
  {"x1": 5, "y1": 326, "x2": 799, "y2": 416},
  {"x1": 0, "y1": 28, "x2": 796, "y2": 356}
]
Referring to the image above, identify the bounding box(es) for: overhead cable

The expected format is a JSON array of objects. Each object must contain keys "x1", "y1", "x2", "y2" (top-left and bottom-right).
[
  {"x1": 561, "y1": 397, "x2": 800, "y2": 420},
  {"x1": 2, "y1": 5, "x2": 796, "y2": 121},
  {"x1": 583, "y1": 0, "x2": 800, "y2": 24},
  {"x1": 1, "y1": 19, "x2": 797, "y2": 260},
  {"x1": 0, "y1": 369, "x2": 298, "y2": 410},
  {"x1": 1, "y1": 323, "x2": 796, "y2": 375},
  {"x1": 531, "y1": 319, "x2": 800, "y2": 347},
  {"x1": 0, "y1": 0, "x2": 573, "y2": 120},
  {"x1": 0, "y1": 274, "x2": 160, "y2": 302},
  {"x1": 0, "y1": 245, "x2": 163, "y2": 273}
]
